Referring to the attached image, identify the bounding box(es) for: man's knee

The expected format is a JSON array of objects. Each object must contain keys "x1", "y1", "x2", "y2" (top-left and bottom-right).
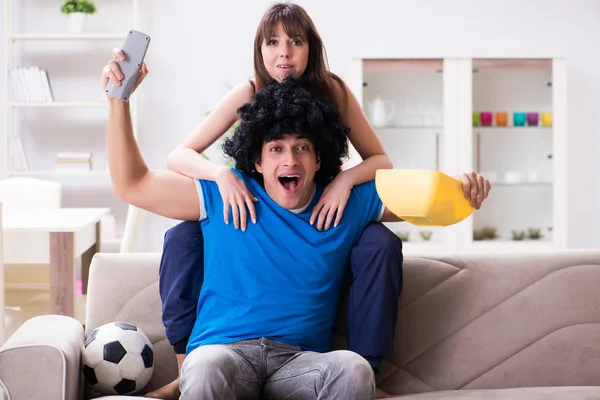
[
  {"x1": 181, "y1": 345, "x2": 239, "y2": 388},
  {"x1": 327, "y1": 351, "x2": 374, "y2": 396},
  {"x1": 359, "y1": 222, "x2": 403, "y2": 253},
  {"x1": 332, "y1": 350, "x2": 373, "y2": 376},
  {"x1": 351, "y1": 223, "x2": 403, "y2": 279}
]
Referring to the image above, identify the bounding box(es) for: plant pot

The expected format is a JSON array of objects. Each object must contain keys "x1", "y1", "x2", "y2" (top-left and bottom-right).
[
  {"x1": 526, "y1": 112, "x2": 539, "y2": 126},
  {"x1": 480, "y1": 112, "x2": 493, "y2": 126},
  {"x1": 541, "y1": 112, "x2": 552, "y2": 127},
  {"x1": 67, "y1": 12, "x2": 87, "y2": 33},
  {"x1": 495, "y1": 112, "x2": 508, "y2": 126},
  {"x1": 513, "y1": 112, "x2": 526, "y2": 127}
]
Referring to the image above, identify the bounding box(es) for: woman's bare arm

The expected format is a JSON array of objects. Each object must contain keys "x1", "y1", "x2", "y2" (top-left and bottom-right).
[
  {"x1": 334, "y1": 78, "x2": 393, "y2": 185},
  {"x1": 166, "y1": 80, "x2": 255, "y2": 181}
]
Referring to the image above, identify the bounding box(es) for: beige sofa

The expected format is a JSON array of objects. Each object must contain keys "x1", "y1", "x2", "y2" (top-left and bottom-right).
[{"x1": 3, "y1": 250, "x2": 600, "y2": 399}]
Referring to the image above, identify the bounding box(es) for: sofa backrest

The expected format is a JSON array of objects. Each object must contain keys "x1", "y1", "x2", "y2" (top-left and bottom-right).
[
  {"x1": 87, "y1": 250, "x2": 600, "y2": 397},
  {"x1": 344, "y1": 250, "x2": 600, "y2": 396}
]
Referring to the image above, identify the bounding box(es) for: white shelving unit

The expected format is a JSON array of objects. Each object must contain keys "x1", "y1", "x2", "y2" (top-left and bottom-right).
[
  {"x1": 10, "y1": 170, "x2": 110, "y2": 176},
  {"x1": 4, "y1": 0, "x2": 142, "y2": 251},
  {"x1": 9, "y1": 102, "x2": 108, "y2": 108},
  {"x1": 346, "y1": 57, "x2": 567, "y2": 256},
  {"x1": 9, "y1": 33, "x2": 128, "y2": 40},
  {"x1": 462, "y1": 58, "x2": 567, "y2": 255}
]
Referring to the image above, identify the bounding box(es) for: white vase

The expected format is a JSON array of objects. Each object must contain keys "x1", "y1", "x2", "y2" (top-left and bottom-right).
[{"x1": 67, "y1": 12, "x2": 87, "y2": 33}]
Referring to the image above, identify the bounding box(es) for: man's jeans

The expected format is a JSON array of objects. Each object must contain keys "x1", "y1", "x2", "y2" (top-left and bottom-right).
[{"x1": 180, "y1": 337, "x2": 375, "y2": 399}]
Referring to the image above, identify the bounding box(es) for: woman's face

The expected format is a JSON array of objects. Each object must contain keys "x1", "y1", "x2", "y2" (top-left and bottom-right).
[{"x1": 261, "y1": 22, "x2": 309, "y2": 82}]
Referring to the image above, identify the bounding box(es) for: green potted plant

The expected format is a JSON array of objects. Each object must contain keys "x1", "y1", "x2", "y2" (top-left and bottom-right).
[{"x1": 60, "y1": 0, "x2": 97, "y2": 33}]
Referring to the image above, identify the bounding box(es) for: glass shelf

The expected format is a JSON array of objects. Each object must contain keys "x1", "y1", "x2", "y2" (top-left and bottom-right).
[
  {"x1": 362, "y1": 58, "x2": 445, "y2": 174},
  {"x1": 473, "y1": 126, "x2": 551, "y2": 131},
  {"x1": 377, "y1": 125, "x2": 444, "y2": 131},
  {"x1": 9, "y1": 33, "x2": 127, "y2": 41},
  {"x1": 490, "y1": 181, "x2": 552, "y2": 187},
  {"x1": 10, "y1": 102, "x2": 107, "y2": 108},
  {"x1": 469, "y1": 239, "x2": 553, "y2": 254},
  {"x1": 402, "y1": 242, "x2": 444, "y2": 256},
  {"x1": 9, "y1": 170, "x2": 108, "y2": 176}
]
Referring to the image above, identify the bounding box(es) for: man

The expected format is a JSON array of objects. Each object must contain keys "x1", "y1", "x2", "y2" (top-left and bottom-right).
[{"x1": 104, "y1": 68, "x2": 490, "y2": 397}]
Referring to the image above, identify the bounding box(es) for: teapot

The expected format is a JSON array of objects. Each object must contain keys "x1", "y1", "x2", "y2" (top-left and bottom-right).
[{"x1": 367, "y1": 96, "x2": 395, "y2": 128}]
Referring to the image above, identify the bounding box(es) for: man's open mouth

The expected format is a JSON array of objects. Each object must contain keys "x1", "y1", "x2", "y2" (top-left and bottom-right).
[{"x1": 278, "y1": 175, "x2": 300, "y2": 191}]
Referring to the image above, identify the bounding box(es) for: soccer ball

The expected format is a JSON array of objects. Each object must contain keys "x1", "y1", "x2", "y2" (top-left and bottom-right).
[{"x1": 82, "y1": 321, "x2": 154, "y2": 396}]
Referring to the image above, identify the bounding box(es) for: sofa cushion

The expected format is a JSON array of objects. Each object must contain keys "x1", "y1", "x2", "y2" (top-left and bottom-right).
[
  {"x1": 386, "y1": 386, "x2": 600, "y2": 399},
  {"x1": 93, "y1": 395, "x2": 156, "y2": 399},
  {"x1": 90, "y1": 386, "x2": 600, "y2": 399}
]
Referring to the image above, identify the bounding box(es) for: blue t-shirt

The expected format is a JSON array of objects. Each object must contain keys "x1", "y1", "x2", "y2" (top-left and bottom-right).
[{"x1": 186, "y1": 170, "x2": 384, "y2": 355}]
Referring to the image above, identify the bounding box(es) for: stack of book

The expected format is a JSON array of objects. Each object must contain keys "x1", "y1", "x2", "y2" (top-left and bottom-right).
[
  {"x1": 8, "y1": 66, "x2": 54, "y2": 103},
  {"x1": 8, "y1": 137, "x2": 29, "y2": 171},
  {"x1": 55, "y1": 152, "x2": 92, "y2": 171}
]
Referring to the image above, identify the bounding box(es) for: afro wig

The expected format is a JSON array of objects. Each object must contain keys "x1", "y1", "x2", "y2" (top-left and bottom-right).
[{"x1": 222, "y1": 76, "x2": 349, "y2": 185}]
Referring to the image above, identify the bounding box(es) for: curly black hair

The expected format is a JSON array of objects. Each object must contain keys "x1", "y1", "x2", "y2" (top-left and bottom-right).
[{"x1": 222, "y1": 76, "x2": 349, "y2": 185}]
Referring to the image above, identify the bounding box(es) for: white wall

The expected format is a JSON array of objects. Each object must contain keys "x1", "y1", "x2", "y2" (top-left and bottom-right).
[{"x1": 1, "y1": 0, "x2": 599, "y2": 251}]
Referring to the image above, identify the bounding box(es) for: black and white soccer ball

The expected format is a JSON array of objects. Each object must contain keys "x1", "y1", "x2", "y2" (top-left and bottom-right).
[{"x1": 82, "y1": 321, "x2": 154, "y2": 396}]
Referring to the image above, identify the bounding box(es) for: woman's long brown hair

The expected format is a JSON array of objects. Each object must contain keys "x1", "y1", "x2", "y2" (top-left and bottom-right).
[{"x1": 253, "y1": 2, "x2": 347, "y2": 109}]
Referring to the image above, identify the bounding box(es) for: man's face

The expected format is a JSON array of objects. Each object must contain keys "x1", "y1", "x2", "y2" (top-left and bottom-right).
[{"x1": 255, "y1": 133, "x2": 320, "y2": 210}]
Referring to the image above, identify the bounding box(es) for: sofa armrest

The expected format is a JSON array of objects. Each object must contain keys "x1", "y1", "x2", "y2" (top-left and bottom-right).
[{"x1": 0, "y1": 315, "x2": 84, "y2": 400}]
